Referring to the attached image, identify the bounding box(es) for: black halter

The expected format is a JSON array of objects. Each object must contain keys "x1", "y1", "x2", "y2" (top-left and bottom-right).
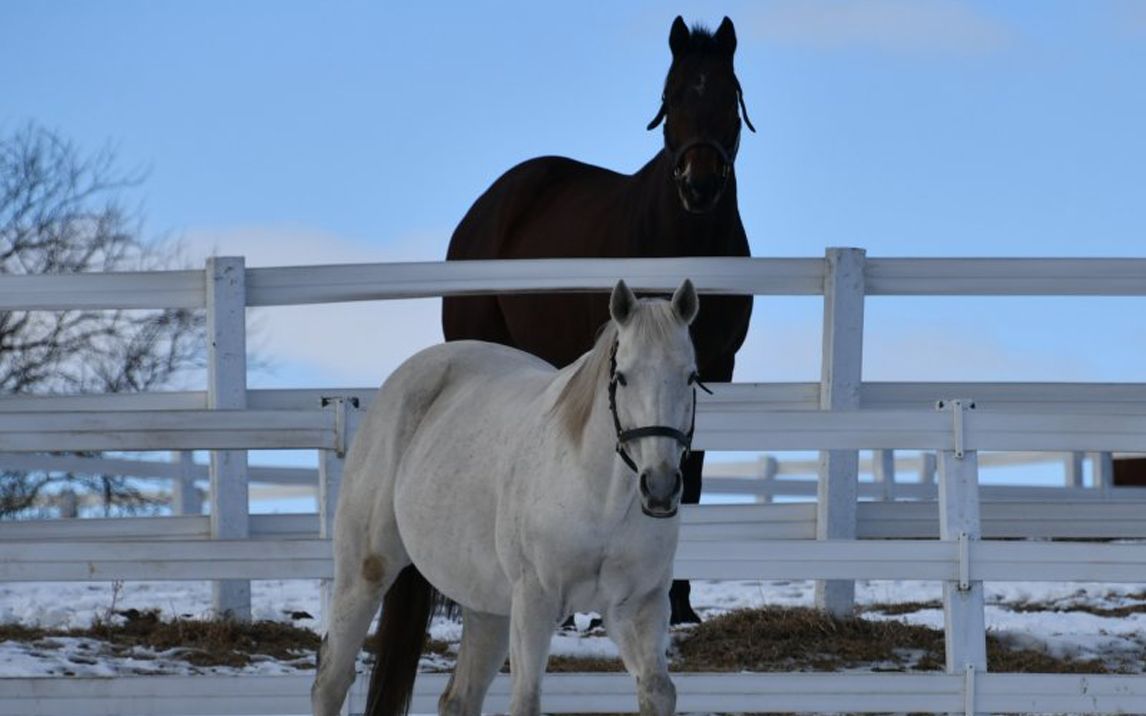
[
  {"x1": 646, "y1": 77, "x2": 756, "y2": 182},
  {"x1": 668, "y1": 135, "x2": 740, "y2": 180},
  {"x1": 607, "y1": 339, "x2": 711, "y2": 475}
]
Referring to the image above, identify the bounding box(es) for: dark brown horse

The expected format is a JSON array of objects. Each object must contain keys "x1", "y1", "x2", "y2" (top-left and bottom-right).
[{"x1": 442, "y1": 16, "x2": 753, "y2": 624}]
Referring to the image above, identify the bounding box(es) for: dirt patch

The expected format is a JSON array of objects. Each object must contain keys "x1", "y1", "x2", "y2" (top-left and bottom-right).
[
  {"x1": 672, "y1": 607, "x2": 1113, "y2": 674},
  {"x1": 867, "y1": 592, "x2": 1146, "y2": 620},
  {"x1": 674, "y1": 607, "x2": 944, "y2": 672},
  {"x1": 1006, "y1": 598, "x2": 1146, "y2": 619},
  {"x1": 544, "y1": 655, "x2": 627, "y2": 673},
  {"x1": 862, "y1": 600, "x2": 943, "y2": 616},
  {"x1": 1, "y1": 609, "x2": 320, "y2": 669}
]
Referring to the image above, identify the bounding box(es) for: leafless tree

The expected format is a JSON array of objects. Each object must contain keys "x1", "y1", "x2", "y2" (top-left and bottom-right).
[{"x1": 0, "y1": 124, "x2": 204, "y2": 517}]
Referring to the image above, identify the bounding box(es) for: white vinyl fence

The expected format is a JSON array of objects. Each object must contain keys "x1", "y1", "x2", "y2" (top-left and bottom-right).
[{"x1": 4, "y1": 250, "x2": 1146, "y2": 714}]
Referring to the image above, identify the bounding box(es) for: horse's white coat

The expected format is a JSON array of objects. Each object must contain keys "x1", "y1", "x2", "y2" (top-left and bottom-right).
[{"x1": 313, "y1": 281, "x2": 698, "y2": 716}]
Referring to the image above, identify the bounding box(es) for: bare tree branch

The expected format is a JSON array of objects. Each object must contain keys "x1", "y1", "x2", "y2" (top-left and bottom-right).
[{"x1": 0, "y1": 124, "x2": 205, "y2": 517}]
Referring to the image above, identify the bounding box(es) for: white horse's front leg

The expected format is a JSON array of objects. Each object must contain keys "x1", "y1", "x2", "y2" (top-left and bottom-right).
[
  {"x1": 607, "y1": 589, "x2": 676, "y2": 716},
  {"x1": 508, "y1": 579, "x2": 561, "y2": 716}
]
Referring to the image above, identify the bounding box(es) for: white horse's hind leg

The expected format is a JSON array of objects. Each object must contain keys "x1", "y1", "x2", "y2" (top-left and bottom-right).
[
  {"x1": 607, "y1": 590, "x2": 676, "y2": 716},
  {"x1": 312, "y1": 546, "x2": 402, "y2": 716},
  {"x1": 438, "y1": 608, "x2": 510, "y2": 716}
]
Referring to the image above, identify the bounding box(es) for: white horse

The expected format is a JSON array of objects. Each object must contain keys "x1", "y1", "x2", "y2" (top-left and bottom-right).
[{"x1": 312, "y1": 279, "x2": 700, "y2": 716}]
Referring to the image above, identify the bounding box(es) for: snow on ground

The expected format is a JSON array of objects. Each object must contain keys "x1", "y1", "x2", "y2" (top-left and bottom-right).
[{"x1": 3, "y1": 577, "x2": 1145, "y2": 678}]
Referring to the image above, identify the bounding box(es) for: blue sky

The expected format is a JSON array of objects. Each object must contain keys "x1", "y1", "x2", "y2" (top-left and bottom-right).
[{"x1": 4, "y1": 1, "x2": 1146, "y2": 389}]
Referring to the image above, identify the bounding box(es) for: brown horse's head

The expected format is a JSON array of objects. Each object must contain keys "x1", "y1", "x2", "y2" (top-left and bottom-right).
[{"x1": 648, "y1": 16, "x2": 755, "y2": 214}]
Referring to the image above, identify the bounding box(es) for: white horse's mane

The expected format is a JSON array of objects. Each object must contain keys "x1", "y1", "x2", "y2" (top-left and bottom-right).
[{"x1": 552, "y1": 299, "x2": 686, "y2": 444}]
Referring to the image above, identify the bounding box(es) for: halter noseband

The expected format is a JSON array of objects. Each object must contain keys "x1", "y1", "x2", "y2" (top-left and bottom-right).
[
  {"x1": 669, "y1": 135, "x2": 740, "y2": 180},
  {"x1": 607, "y1": 339, "x2": 711, "y2": 477}
]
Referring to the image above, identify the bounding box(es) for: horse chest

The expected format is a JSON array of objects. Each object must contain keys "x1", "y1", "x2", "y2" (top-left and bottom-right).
[{"x1": 516, "y1": 508, "x2": 676, "y2": 607}]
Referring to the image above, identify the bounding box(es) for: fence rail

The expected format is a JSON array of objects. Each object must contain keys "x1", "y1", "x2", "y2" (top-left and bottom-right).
[
  {"x1": 5, "y1": 535, "x2": 1146, "y2": 584},
  {"x1": 7, "y1": 497, "x2": 1146, "y2": 543},
  {"x1": 9, "y1": 672, "x2": 1146, "y2": 716}
]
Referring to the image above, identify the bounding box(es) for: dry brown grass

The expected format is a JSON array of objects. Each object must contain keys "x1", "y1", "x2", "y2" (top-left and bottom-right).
[
  {"x1": 0, "y1": 609, "x2": 320, "y2": 669},
  {"x1": 0, "y1": 604, "x2": 1121, "y2": 675},
  {"x1": 674, "y1": 607, "x2": 943, "y2": 672},
  {"x1": 673, "y1": 607, "x2": 1113, "y2": 674}
]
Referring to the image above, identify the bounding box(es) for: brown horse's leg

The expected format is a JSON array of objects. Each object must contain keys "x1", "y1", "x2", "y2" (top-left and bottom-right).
[
  {"x1": 669, "y1": 352, "x2": 736, "y2": 625},
  {"x1": 669, "y1": 449, "x2": 704, "y2": 625}
]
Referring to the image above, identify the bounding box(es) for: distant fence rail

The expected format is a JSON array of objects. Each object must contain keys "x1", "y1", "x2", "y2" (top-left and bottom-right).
[{"x1": 5, "y1": 251, "x2": 1146, "y2": 714}]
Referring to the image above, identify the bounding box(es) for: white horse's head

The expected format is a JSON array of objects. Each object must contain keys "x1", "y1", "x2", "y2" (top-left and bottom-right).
[{"x1": 608, "y1": 278, "x2": 699, "y2": 518}]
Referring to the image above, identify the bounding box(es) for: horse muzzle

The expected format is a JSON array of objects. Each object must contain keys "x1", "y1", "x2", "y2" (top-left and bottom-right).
[
  {"x1": 672, "y1": 139, "x2": 732, "y2": 214},
  {"x1": 639, "y1": 468, "x2": 683, "y2": 519},
  {"x1": 676, "y1": 173, "x2": 728, "y2": 214}
]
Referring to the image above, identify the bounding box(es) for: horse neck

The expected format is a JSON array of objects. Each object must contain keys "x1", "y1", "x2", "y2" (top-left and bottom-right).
[
  {"x1": 627, "y1": 151, "x2": 741, "y2": 254},
  {"x1": 553, "y1": 356, "x2": 634, "y2": 499}
]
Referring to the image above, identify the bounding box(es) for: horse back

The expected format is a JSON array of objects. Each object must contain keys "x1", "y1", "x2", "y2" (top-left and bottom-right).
[{"x1": 446, "y1": 156, "x2": 629, "y2": 261}]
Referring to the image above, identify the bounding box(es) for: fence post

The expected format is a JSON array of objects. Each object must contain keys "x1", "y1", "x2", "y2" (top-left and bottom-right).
[
  {"x1": 920, "y1": 451, "x2": 937, "y2": 486},
  {"x1": 1064, "y1": 451, "x2": 1085, "y2": 489},
  {"x1": 58, "y1": 488, "x2": 78, "y2": 519},
  {"x1": 206, "y1": 257, "x2": 250, "y2": 621},
  {"x1": 318, "y1": 397, "x2": 360, "y2": 635},
  {"x1": 1090, "y1": 451, "x2": 1113, "y2": 495},
  {"x1": 937, "y1": 401, "x2": 987, "y2": 714},
  {"x1": 758, "y1": 455, "x2": 778, "y2": 504},
  {"x1": 873, "y1": 449, "x2": 896, "y2": 501},
  {"x1": 815, "y1": 247, "x2": 865, "y2": 617},
  {"x1": 170, "y1": 451, "x2": 201, "y2": 515}
]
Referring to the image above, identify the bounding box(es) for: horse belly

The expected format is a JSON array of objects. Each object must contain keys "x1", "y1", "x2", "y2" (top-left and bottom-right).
[{"x1": 391, "y1": 415, "x2": 515, "y2": 615}]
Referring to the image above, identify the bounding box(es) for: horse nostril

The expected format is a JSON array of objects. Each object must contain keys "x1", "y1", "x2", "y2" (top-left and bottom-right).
[
  {"x1": 673, "y1": 470, "x2": 683, "y2": 496},
  {"x1": 639, "y1": 471, "x2": 651, "y2": 496}
]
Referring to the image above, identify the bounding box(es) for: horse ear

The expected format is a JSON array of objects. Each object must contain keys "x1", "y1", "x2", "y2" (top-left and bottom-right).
[
  {"x1": 610, "y1": 280, "x2": 639, "y2": 327},
  {"x1": 715, "y1": 17, "x2": 736, "y2": 55},
  {"x1": 669, "y1": 16, "x2": 690, "y2": 56},
  {"x1": 671, "y1": 279, "x2": 699, "y2": 325}
]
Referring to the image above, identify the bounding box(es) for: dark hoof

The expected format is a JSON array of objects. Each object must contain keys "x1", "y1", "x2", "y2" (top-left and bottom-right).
[
  {"x1": 669, "y1": 578, "x2": 701, "y2": 625},
  {"x1": 670, "y1": 602, "x2": 702, "y2": 625}
]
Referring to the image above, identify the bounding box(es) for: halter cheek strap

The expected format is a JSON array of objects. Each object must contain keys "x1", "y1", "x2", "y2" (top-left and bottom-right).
[{"x1": 607, "y1": 340, "x2": 710, "y2": 475}]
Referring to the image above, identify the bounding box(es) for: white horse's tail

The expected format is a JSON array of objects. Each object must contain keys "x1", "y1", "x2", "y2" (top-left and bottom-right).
[{"x1": 364, "y1": 565, "x2": 438, "y2": 716}]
